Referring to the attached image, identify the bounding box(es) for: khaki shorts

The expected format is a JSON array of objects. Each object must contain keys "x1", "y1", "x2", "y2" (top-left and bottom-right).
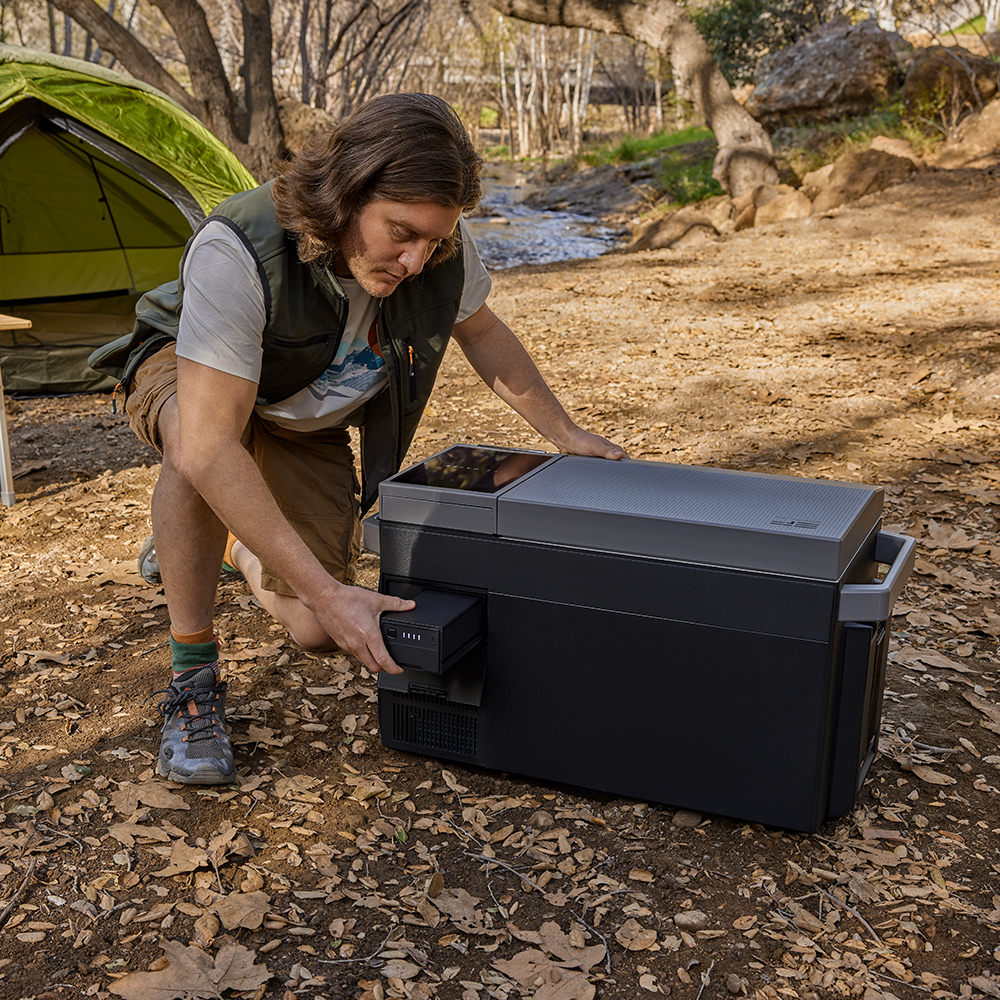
[{"x1": 125, "y1": 343, "x2": 362, "y2": 597}]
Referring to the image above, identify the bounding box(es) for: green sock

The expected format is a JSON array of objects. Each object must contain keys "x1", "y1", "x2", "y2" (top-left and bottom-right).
[{"x1": 170, "y1": 638, "x2": 219, "y2": 677}]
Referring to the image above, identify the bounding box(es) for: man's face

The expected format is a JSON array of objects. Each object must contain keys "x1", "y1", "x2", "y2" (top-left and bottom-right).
[{"x1": 334, "y1": 199, "x2": 462, "y2": 297}]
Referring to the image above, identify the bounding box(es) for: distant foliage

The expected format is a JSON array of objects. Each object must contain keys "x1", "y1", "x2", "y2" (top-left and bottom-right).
[{"x1": 691, "y1": 0, "x2": 847, "y2": 85}]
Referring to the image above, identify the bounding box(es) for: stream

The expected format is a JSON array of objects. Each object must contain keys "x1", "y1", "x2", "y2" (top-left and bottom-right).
[{"x1": 465, "y1": 162, "x2": 625, "y2": 270}]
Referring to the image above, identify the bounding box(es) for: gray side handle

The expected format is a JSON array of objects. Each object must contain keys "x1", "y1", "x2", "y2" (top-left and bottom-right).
[
  {"x1": 362, "y1": 513, "x2": 380, "y2": 554},
  {"x1": 838, "y1": 531, "x2": 916, "y2": 622}
]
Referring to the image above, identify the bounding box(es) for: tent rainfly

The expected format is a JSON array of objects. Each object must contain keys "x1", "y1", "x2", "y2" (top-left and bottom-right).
[{"x1": 0, "y1": 44, "x2": 256, "y2": 393}]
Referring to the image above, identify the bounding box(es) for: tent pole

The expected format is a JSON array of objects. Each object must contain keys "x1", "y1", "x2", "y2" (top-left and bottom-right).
[{"x1": 86, "y1": 150, "x2": 137, "y2": 294}]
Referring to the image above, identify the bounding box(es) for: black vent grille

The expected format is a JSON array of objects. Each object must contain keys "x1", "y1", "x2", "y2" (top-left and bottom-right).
[{"x1": 392, "y1": 694, "x2": 479, "y2": 758}]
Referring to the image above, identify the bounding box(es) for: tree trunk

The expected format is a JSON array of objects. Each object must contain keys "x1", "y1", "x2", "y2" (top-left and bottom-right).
[
  {"x1": 498, "y1": 18, "x2": 515, "y2": 158},
  {"x1": 482, "y1": 0, "x2": 778, "y2": 196},
  {"x1": 48, "y1": 3, "x2": 59, "y2": 53},
  {"x1": 986, "y1": 0, "x2": 1000, "y2": 36},
  {"x1": 47, "y1": 0, "x2": 202, "y2": 117},
  {"x1": 48, "y1": 0, "x2": 284, "y2": 181},
  {"x1": 239, "y1": 0, "x2": 284, "y2": 178}
]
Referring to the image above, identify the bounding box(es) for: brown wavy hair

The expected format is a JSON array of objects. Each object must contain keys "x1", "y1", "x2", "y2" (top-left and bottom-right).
[{"x1": 272, "y1": 93, "x2": 482, "y2": 268}]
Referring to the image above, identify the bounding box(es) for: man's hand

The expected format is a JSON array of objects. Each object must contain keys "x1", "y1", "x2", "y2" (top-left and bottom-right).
[
  {"x1": 454, "y1": 307, "x2": 627, "y2": 461},
  {"x1": 555, "y1": 426, "x2": 628, "y2": 461},
  {"x1": 310, "y1": 585, "x2": 415, "y2": 676}
]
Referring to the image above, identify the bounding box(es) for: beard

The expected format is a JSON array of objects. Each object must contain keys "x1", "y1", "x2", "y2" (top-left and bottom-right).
[{"x1": 334, "y1": 217, "x2": 406, "y2": 299}]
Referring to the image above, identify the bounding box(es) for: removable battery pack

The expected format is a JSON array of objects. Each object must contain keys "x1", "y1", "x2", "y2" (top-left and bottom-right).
[{"x1": 380, "y1": 590, "x2": 484, "y2": 673}]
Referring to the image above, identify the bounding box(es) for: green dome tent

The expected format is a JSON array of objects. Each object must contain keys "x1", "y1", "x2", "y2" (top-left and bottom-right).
[{"x1": 0, "y1": 44, "x2": 256, "y2": 393}]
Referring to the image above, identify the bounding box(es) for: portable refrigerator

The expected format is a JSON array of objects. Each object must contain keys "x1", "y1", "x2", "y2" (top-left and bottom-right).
[{"x1": 369, "y1": 445, "x2": 914, "y2": 832}]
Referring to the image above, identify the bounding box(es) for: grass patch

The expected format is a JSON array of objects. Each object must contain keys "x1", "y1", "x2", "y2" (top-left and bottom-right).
[
  {"x1": 948, "y1": 15, "x2": 986, "y2": 35},
  {"x1": 578, "y1": 125, "x2": 715, "y2": 167},
  {"x1": 655, "y1": 150, "x2": 724, "y2": 208},
  {"x1": 773, "y1": 103, "x2": 944, "y2": 176}
]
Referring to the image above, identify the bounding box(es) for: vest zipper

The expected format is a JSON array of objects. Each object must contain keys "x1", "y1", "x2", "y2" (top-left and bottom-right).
[{"x1": 406, "y1": 340, "x2": 417, "y2": 399}]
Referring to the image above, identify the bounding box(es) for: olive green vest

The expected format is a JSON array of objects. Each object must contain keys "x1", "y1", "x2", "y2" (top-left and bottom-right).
[{"x1": 89, "y1": 181, "x2": 466, "y2": 512}]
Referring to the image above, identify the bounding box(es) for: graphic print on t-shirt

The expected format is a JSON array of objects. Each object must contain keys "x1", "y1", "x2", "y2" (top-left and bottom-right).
[{"x1": 306, "y1": 317, "x2": 385, "y2": 404}]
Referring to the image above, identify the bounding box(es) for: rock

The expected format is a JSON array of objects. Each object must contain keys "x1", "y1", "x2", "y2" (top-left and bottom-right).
[
  {"x1": 800, "y1": 162, "x2": 835, "y2": 200},
  {"x1": 525, "y1": 162, "x2": 646, "y2": 219},
  {"x1": 732, "y1": 183, "x2": 795, "y2": 214},
  {"x1": 630, "y1": 206, "x2": 717, "y2": 251},
  {"x1": 734, "y1": 203, "x2": 756, "y2": 231},
  {"x1": 527, "y1": 809, "x2": 554, "y2": 830},
  {"x1": 746, "y1": 17, "x2": 904, "y2": 129},
  {"x1": 931, "y1": 96, "x2": 1000, "y2": 168},
  {"x1": 726, "y1": 973, "x2": 747, "y2": 994},
  {"x1": 671, "y1": 808, "x2": 703, "y2": 828},
  {"x1": 753, "y1": 183, "x2": 796, "y2": 209},
  {"x1": 755, "y1": 189, "x2": 813, "y2": 226},
  {"x1": 901, "y1": 45, "x2": 999, "y2": 119},
  {"x1": 870, "y1": 135, "x2": 923, "y2": 166},
  {"x1": 811, "y1": 148, "x2": 916, "y2": 213},
  {"x1": 702, "y1": 194, "x2": 734, "y2": 230},
  {"x1": 673, "y1": 909, "x2": 710, "y2": 930}
]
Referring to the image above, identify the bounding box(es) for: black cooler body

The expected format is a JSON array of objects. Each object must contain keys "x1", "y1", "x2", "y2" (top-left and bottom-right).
[{"x1": 373, "y1": 446, "x2": 915, "y2": 833}]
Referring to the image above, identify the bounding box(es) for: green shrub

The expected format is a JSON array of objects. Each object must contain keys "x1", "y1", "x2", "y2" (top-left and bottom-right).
[
  {"x1": 691, "y1": 0, "x2": 842, "y2": 85},
  {"x1": 655, "y1": 151, "x2": 724, "y2": 208}
]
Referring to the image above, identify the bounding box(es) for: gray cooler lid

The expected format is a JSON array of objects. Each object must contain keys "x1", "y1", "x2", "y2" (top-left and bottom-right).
[{"x1": 496, "y1": 456, "x2": 883, "y2": 581}]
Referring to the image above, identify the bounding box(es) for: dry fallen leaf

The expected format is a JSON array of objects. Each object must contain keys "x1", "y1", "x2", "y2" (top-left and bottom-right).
[
  {"x1": 109, "y1": 939, "x2": 270, "y2": 999},
  {"x1": 492, "y1": 949, "x2": 595, "y2": 1000},
  {"x1": 151, "y1": 839, "x2": 210, "y2": 877},
  {"x1": 108, "y1": 823, "x2": 172, "y2": 849},
  {"x1": 615, "y1": 917, "x2": 658, "y2": 951},
  {"x1": 430, "y1": 887, "x2": 489, "y2": 934},
  {"x1": 193, "y1": 912, "x2": 220, "y2": 949},
  {"x1": 112, "y1": 782, "x2": 190, "y2": 814},
  {"x1": 379, "y1": 959, "x2": 421, "y2": 980},
  {"x1": 441, "y1": 769, "x2": 469, "y2": 794},
  {"x1": 909, "y1": 764, "x2": 957, "y2": 786},
  {"x1": 537, "y1": 921, "x2": 605, "y2": 973},
  {"x1": 208, "y1": 890, "x2": 271, "y2": 931}
]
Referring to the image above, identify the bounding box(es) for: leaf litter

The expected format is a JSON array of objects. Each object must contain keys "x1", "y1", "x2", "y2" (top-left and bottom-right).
[{"x1": 2, "y1": 169, "x2": 1000, "y2": 999}]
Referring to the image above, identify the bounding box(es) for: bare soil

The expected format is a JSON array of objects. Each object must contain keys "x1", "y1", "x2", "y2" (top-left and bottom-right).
[{"x1": 2, "y1": 164, "x2": 1000, "y2": 1000}]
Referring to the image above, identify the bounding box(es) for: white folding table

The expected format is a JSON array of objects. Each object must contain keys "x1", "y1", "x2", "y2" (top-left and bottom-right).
[{"x1": 0, "y1": 313, "x2": 31, "y2": 506}]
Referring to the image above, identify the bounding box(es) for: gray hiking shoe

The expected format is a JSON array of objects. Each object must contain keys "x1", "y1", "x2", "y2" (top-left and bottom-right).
[
  {"x1": 154, "y1": 665, "x2": 236, "y2": 784},
  {"x1": 137, "y1": 534, "x2": 241, "y2": 587}
]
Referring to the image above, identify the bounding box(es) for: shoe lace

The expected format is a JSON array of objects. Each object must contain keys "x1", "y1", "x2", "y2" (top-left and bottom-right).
[{"x1": 152, "y1": 680, "x2": 228, "y2": 745}]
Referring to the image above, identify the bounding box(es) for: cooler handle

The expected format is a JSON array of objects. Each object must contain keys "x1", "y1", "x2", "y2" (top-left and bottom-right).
[
  {"x1": 362, "y1": 513, "x2": 380, "y2": 554},
  {"x1": 838, "y1": 531, "x2": 916, "y2": 622}
]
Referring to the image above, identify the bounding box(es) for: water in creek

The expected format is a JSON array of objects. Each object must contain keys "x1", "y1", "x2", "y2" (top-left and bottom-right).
[{"x1": 465, "y1": 163, "x2": 624, "y2": 271}]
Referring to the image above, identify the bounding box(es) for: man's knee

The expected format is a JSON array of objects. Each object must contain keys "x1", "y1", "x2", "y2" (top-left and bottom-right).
[{"x1": 288, "y1": 623, "x2": 340, "y2": 653}]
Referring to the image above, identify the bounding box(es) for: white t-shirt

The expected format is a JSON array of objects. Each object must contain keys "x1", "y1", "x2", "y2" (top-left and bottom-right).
[{"x1": 175, "y1": 218, "x2": 492, "y2": 431}]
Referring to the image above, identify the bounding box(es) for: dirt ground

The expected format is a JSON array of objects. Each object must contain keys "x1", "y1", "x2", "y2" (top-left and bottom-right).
[{"x1": 2, "y1": 162, "x2": 1000, "y2": 1000}]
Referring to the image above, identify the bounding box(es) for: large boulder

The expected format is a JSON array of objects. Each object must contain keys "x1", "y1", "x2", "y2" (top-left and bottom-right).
[
  {"x1": 901, "y1": 45, "x2": 1000, "y2": 119},
  {"x1": 754, "y1": 189, "x2": 813, "y2": 227},
  {"x1": 811, "y1": 148, "x2": 916, "y2": 213},
  {"x1": 746, "y1": 17, "x2": 904, "y2": 129},
  {"x1": 931, "y1": 96, "x2": 1000, "y2": 168}
]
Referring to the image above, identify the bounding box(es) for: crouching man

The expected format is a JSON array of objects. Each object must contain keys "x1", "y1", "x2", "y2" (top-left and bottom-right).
[{"x1": 92, "y1": 93, "x2": 624, "y2": 784}]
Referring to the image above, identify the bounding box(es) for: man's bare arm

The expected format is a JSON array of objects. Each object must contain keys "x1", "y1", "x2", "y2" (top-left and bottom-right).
[
  {"x1": 451, "y1": 304, "x2": 626, "y2": 459},
  {"x1": 173, "y1": 357, "x2": 412, "y2": 673}
]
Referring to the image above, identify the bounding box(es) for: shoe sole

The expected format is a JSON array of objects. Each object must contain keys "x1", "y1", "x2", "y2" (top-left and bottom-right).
[
  {"x1": 138, "y1": 535, "x2": 161, "y2": 586},
  {"x1": 138, "y1": 535, "x2": 243, "y2": 587},
  {"x1": 156, "y1": 760, "x2": 236, "y2": 785}
]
